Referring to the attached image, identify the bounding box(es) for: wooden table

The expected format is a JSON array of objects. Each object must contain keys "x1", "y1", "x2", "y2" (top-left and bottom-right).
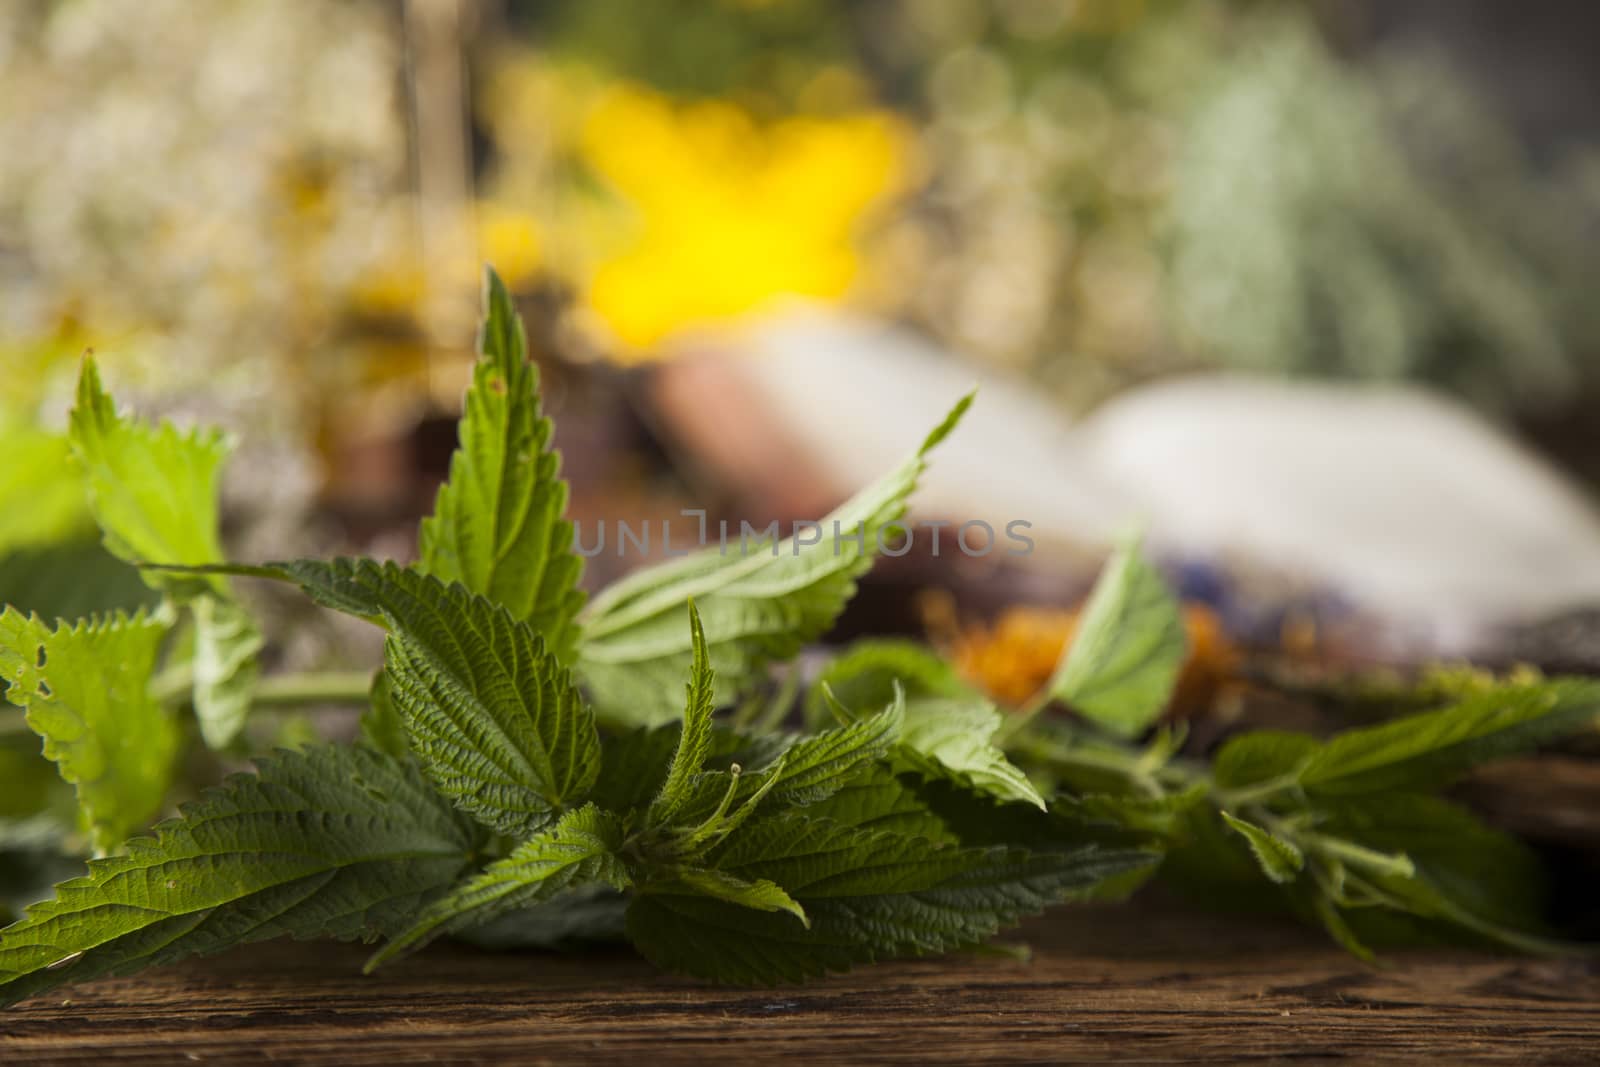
[{"x1": 5, "y1": 898, "x2": 1596, "y2": 1064}]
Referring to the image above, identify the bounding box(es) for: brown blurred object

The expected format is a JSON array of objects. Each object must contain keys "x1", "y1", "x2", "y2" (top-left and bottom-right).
[
  {"x1": 949, "y1": 603, "x2": 1240, "y2": 715},
  {"x1": 648, "y1": 354, "x2": 839, "y2": 524}
]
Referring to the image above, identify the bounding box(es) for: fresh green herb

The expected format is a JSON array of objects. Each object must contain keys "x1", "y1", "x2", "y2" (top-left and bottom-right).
[
  {"x1": 1220, "y1": 811, "x2": 1304, "y2": 884},
  {"x1": 575, "y1": 391, "x2": 973, "y2": 726},
  {"x1": 809, "y1": 641, "x2": 1045, "y2": 809},
  {"x1": 417, "y1": 269, "x2": 586, "y2": 665},
  {"x1": 1027, "y1": 533, "x2": 1187, "y2": 738},
  {"x1": 0, "y1": 265, "x2": 1594, "y2": 1006},
  {"x1": 68, "y1": 358, "x2": 231, "y2": 597},
  {"x1": 0, "y1": 608, "x2": 177, "y2": 852},
  {"x1": 0, "y1": 745, "x2": 476, "y2": 1005},
  {"x1": 69, "y1": 354, "x2": 263, "y2": 749},
  {"x1": 1001, "y1": 538, "x2": 1600, "y2": 959}
]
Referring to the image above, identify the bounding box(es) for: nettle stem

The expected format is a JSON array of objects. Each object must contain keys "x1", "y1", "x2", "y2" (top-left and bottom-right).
[
  {"x1": 150, "y1": 667, "x2": 373, "y2": 709},
  {"x1": 252, "y1": 671, "x2": 374, "y2": 706}
]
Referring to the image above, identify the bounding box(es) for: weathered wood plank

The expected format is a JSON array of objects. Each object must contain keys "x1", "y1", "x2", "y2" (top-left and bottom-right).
[{"x1": 3, "y1": 898, "x2": 1596, "y2": 1064}]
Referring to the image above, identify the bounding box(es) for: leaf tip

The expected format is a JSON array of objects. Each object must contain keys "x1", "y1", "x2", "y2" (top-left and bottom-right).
[
  {"x1": 686, "y1": 598, "x2": 705, "y2": 649},
  {"x1": 918, "y1": 389, "x2": 976, "y2": 457},
  {"x1": 482, "y1": 263, "x2": 509, "y2": 304},
  {"x1": 819, "y1": 682, "x2": 850, "y2": 726}
]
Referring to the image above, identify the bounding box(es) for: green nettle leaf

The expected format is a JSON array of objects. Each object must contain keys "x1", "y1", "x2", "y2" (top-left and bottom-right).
[
  {"x1": 418, "y1": 269, "x2": 585, "y2": 664},
  {"x1": 190, "y1": 595, "x2": 264, "y2": 750},
  {"x1": 70, "y1": 357, "x2": 261, "y2": 748},
  {"x1": 670, "y1": 758, "x2": 791, "y2": 855},
  {"x1": 1056, "y1": 783, "x2": 1209, "y2": 837},
  {"x1": 804, "y1": 640, "x2": 966, "y2": 726},
  {"x1": 649, "y1": 603, "x2": 716, "y2": 827},
  {"x1": 204, "y1": 559, "x2": 603, "y2": 835},
  {"x1": 69, "y1": 358, "x2": 229, "y2": 598},
  {"x1": 0, "y1": 610, "x2": 35, "y2": 685},
  {"x1": 1211, "y1": 730, "x2": 1320, "y2": 792},
  {"x1": 0, "y1": 745, "x2": 475, "y2": 1007},
  {"x1": 758, "y1": 694, "x2": 903, "y2": 807},
  {"x1": 368, "y1": 804, "x2": 627, "y2": 969},
  {"x1": 208, "y1": 556, "x2": 399, "y2": 624},
  {"x1": 65, "y1": 317, "x2": 1600, "y2": 989},
  {"x1": 890, "y1": 692, "x2": 1048, "y2": 808},
  {"x1": 646, "y1": 867, "x2": 809, "y2": 927},
  {"x1": 1043, "y1": 536, "x2": 1187, "y2": 738},
  {"x1": 1220, "y1": 812, "x2": 1304, "y2": 884},
  {"x1": 797, "y1": 765, "x2": 957, "y2": 843},
  {"x1": 628, "y1": 810, "x2": 1154, "y2": 983},
  {"x1": 1316, "y1": 794, "x2": 1549, "y2": 935},
  {"x1": 379, "y1": 578, "x2": 601, "y2": 837},
  {"x1": 588, "y1": 724, "x2": 685, "y2": 815},
  {"x1": 576, "y1": 392, "x2": 974, "y2": 727},
  {"x1": 1298, "y1": 679, "x2": 1600, "y2": 797},
  {"x1": 0, "y1": 608, "x2": 178, "y2": 852},
  {"x1": 813, "y1": 641, "x2": 1045, "y2": 810},
  {"x1": 360, "y1": 670, "x2": 410, "y2": 758},
  {"x1": 1350, "y1": 870, "x2": 1567, "y2": 956},
  {"x1": 640, "y1": 697, "x2": 905, "y2": 861},
  {"x1": 0, "y1": 425, "x2": 93, "y2": 557}
]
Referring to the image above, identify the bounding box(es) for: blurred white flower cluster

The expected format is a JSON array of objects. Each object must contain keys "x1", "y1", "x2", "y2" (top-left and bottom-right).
[{"x1": 0, "y1": 0, "x2": 414, "y2": 436}]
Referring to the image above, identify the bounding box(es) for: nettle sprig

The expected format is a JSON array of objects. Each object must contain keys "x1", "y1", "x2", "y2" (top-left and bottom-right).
[
  {"x1": 820, "y1": 544, "x2": 1600, "y2": 960},
  {"x1": 0, "y1": 269, "x2": 1595, "y2": 1006}
]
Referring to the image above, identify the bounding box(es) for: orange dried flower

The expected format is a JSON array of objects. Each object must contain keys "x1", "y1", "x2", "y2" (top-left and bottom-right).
[{"x1": 950, "y1": 603, "x2": 1239, "y2": 716}]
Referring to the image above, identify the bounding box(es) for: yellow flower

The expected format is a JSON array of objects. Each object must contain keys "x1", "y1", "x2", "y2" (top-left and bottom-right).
[
  {"x1": 476, "y1": 201, "x2": 542, "y2": 290},
  {"x1": 578, "y1": 83, "x2": 912, "y2": 354}
]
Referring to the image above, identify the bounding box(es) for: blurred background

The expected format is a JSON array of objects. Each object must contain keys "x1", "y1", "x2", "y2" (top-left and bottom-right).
[{"x1": 6, "y1": 0, "x2": 1600, "y2": 694}]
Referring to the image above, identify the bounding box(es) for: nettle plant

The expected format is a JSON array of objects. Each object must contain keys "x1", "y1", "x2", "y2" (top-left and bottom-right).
[{"x1": 0, "y1": 270, "x2": 1595, "y2": 1005}]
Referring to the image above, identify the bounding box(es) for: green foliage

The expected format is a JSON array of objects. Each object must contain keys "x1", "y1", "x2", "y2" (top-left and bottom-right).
[
  {"x1": 1040, "y1": 536, "x2": 1187, "y2": 738},
  {"x1": 0, "y1": 745, "x2": 475, "y2": 1007},
  {"x1": 1315, "y1": 794, "x2": 1549, "y2": 939},
  {"x1": 758, "y1": 696, "x2": 902, "y2": 807},
  {"x1": 368, "y1": 803, "x2": 627, "y2": 968},
  {"x1": 0, "y1": 541, "x2": 157, "y2": 626},
  {"x1": 627, "y1": 820, "x2": 1151, "y2": 983},
  {"x1": 1220, "y1": 812, "x2": 1303, "y2": 884},
  {"x1": 796, "y1": 765, "x2": 956, "y2": 843},
  {"x1": 190, "y1": 595, "x2": 264, "y2": 750},
  {"x1": 645, "y1": 866, "x2": 808, "y2": 928},
  {"x1": 456, "y1": 884, "x2": 628, "y2": 951},
  {"x1": 360, "y1": 670, "x2": 409, "y2": 758},
  {"x1": 69, "y1": 357, "x2": 229, "y2": 598},
  {"x1": 648, "y1": 602, "x2": 716, "y2": 827},
  {"x1": 0, "y1": 425, "x2": 92, "y2": 558},
  {"x1": 0, "y1": 608, "x2": 178, "y2": 852},
  {"x1": 1, "y1": 263, "x2": 1594, "y2": 1007},
  {"x1": 69, "y1": 356, "x2": 261, "y2": 748},
  {"x1": 248, "y1": 559, "x2": 602, "y2": 836},
  {"x1": 1210, "y1": 730, "x2": 1320, "y2": 791},
  {"x1": 812, "y1": 641, "x2": 1044, "y2": 809},
  {"x1": 1296, "y1": 680, "x2": 1600, "y2": 797},
  {"x1": 418, "y1": 268, "x2": 586, "y2": 664},
  {"x1": 0, "y1": 733, "x2": 72, "y2": 824},
  {"x1": 575, "y1": 392, "x2": 973, "y2": 727},
  {"x1": 383, "y1": 582, "x2": 601, "y2": 837},
  {"x1": 1100, "y1": 681, "x2": 1598, "y2": 952}
]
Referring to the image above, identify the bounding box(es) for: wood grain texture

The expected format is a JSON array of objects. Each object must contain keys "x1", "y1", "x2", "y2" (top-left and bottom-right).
[{"x1": 4, "y1": 897, "x2": 1597, "y2": 1065}]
